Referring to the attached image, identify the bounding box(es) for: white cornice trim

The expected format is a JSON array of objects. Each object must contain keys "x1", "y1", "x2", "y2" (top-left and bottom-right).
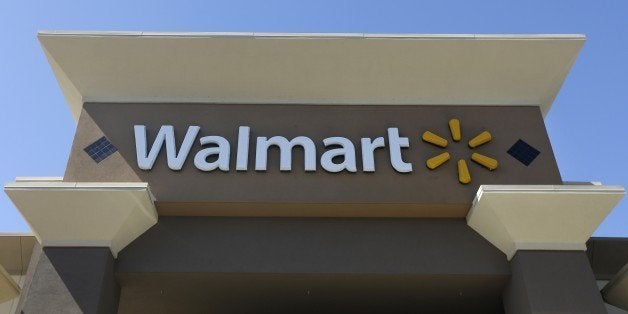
[{"x1": 37, "y1": 31, "x2": 586, "y2": 40}]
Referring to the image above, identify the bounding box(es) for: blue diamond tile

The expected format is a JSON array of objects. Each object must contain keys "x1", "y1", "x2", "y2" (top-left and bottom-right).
[
  {"x1": 507, "y1": 139, "x2": 540, "y2": 166},
  {"x1": 84, "y1": 136, "x2": 118, "y2": 163}
]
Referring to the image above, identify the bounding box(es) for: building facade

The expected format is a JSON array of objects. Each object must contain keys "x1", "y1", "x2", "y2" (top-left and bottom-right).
[{"x1": 1, "y1": 32, "x2": 627, "y2": 313}]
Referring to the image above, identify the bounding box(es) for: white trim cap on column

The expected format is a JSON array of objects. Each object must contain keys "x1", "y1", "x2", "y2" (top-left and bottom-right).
[
  {"x1": 4, "y1": 179, "x2": 158, "y2": 257},
  {"x1": 0, "y1": 264, "x2": 19, "y2": 304},
  {"x1": 467, "y1": 185, "x2": 625, "y2": 260}
]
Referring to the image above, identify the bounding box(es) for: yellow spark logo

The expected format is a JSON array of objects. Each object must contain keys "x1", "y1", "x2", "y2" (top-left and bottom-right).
[{"x1": 422, "y1": 119, "x2": 498, "y2": 184}]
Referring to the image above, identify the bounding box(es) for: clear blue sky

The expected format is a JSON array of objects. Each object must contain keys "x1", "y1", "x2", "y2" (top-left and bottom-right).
[{"x1": 0, "y1": 1, "x2": 626, "y2": 236}]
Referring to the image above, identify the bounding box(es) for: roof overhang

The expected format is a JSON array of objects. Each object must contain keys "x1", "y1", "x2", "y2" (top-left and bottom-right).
[
  {"x1": 4, "y1": 179, "x2": 158, "y2": 257},
  {"x1": 467, "y1": 185, "x2": 625, "y2": 260},
  {"x1": 38, "y1": 31, "x2": 585, "y2": 121}
]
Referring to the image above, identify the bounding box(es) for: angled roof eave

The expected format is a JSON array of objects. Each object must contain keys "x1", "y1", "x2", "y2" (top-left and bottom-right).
[{"x1": 37, "y1": 31, "x2": 585, "y2": 121}]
